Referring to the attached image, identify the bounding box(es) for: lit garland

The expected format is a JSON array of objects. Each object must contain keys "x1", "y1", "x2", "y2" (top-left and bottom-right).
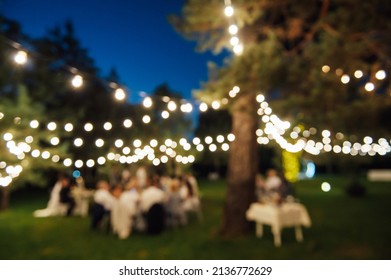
[
  {"x1": 223, "y1": 0, "x2": 243, "y2": 55},
  {"x1": 254, "y1": 93, "x2": 391, "y2": 156},
  {"x1": 2, "y1": 3, "x2": 391, "y2": 189}
]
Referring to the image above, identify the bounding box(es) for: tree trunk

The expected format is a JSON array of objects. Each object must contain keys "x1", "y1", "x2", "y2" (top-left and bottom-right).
[
  {"x1": 220, "y1": 92, "x2": 258, "y2": 237},
  {"x1": 0, "y1": 187, "x2": 10, "y2": 211}
]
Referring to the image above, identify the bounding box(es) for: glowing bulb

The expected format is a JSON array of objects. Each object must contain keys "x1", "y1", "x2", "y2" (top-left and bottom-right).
[
  {"x1": 365, "y1": 82, "x2": 375, "y2": 92},
  {"x1": 52, "y1": 155, "x2": 60, "y2": 163},
  {"x1": 31, "y1": 150, "x2": 40, "y2": 158},
  {"x1": 143, "y1": 96, "x2": 153, "y2": 108},
  {"x1": 50, "y1": 137, "x2": 60, "y2": 146},
  {"x1": 71, "y1": 75, "x2": 83, "y2": 88},
  {"x1": 63, "y1": 158, "x2": 72, "y2": 167},
  {"x1": 322, "y1": 65, "x2": 330, "y2": 73},
  {"x1": 205, "y1": 136, "x2": 213, "y2": 145},
  {"x1": 84, "y1": 123, "x2": 93, "y2": 132},
  {"x1": 322, "y1": 130, "x2": 331, "y2": 138},
  {"x1": 180, "y1": 103, "x2": 193, "y2": 113},
  {"x1": 95, "y1": 139, "x2": 104, "y2": 147},
  {"x1": 133, "y1": 139, "x2": 142, "y2": 148},
  {"x1": 199, "y1": 102, "x2": 208, "y2": 112},
  {"x1": 354, "y1": 70, "x2": 363, "y2": 78},
  {"x1": 122, "y1": 147, "x2": 131, "y2": 154},
  {"x1": 97, "y1": 157, "x2": 106, "y2": 165},
  {"x1": 211, "y1": 101, "x2": 220, "y2": 110},
  {"x1": 224, "y1": 6, "x2": 234, "y2": 17},
  {"x1": 222, "y1": 143, "x2": 230, "y2": 151},
  {"x1": 227, "y1": 133, "x2": 235, "y2": 142},
  {"x1": 341, "y1": 74, "x2": 350, "y2": 84},
  {"x1": 161, "y1": 155, "x2": 168, "y2": 163},
  {"x1": 75, "y1": 160, "x2": 83, "y2": 168},
  {"x1": 168, "y1": 101, "x2": 177, "y2": 111},
  {"x1": 74, "y1": 138, "x2": 83, "y2": 147},
  {"x1": 142, "y1": 115, "x2": 151, "y2": 123},
  {"x1": 321, "y1": 182, "x2": 331, "y2": 192},
  {"x1": 152, "y1": 158, "x2": 160, "y2": 166},
  {"x1": 41, "y1": 151, "x2": 50, "y2": 159},
  {"x1": 115, "y1": 139, "x2": 124, "y2": 148},
  {"x1": 216, "y1": 135, "x2": 225, "y2": 143},
  {"x1": 228, "y1": 24, "x2": 238, "y2": 35},
  {"x1": 114, "y1": 88, "x2": 126, "y2": 101},
  {"x1": 233, "y1": 44, "x2": 243, "y2": 55},
  {"x1": 150, "y1": 139, "x2": 158, "y2": 147},
  {"x1": 209, "y1": 144, "x2": 217, "y2": 152},
  {"x1": 3, "y1": 132, "x2": 13, "y2": 141},
  {"x1": 230, "y1": 36, "x2": 239, "y2": 46},
  {"x1": 196, "y1": 144, "x2": 204, "y2": 152},
  {"x1": 14, "y1": 50, "x2": 28, "y2": 65},
  {"x1": 30, "y1": 120, "x2": 39, "y2": 128},
  {"x1": 47, "y1": 122, "x2": 57, "y2": 131},
  {"x1": 375, "y1": 70, "x2": 386, "y2": 80},
  {"x1": 161, "y1": 110, "x2": 169, "y2": 119},
  {"x1": 25, "y1": 136, "x2": 33, "y2": 143},
  {"x1": 86, "y1": 160, "x2": 95, "y2": 168},
  {"x1": 123, "y1": 119, "x2": 132, "y2": 128},
  {"x1": 103, "y1": 122, "x2": 112, "y2": 130},
  {"x1": 64, "y1": 123, "x2": 73, "y2": 132}
]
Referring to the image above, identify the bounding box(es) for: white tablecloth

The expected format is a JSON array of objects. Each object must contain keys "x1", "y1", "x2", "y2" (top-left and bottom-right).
[{"x1": 246, "y1": 202, "x2": 311, "y2": 247}]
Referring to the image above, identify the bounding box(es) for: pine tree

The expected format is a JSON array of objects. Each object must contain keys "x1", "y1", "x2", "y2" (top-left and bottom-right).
[
  {"x1": 0, "y1": 85, "x2": 69, "y2": 209},
  {"x1": 171, "y1": 0, "x2": 391, "y2": 236}
]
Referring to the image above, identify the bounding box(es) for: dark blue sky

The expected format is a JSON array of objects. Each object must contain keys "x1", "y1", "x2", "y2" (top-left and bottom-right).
[{"x1": 1, "y1": 0, "x2": 225, "y2": 102}]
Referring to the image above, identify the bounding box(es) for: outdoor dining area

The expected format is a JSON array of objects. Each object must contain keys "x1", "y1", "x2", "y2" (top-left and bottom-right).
[
  {"x1": 247, "y1": 169, "x2": 312, "y2": 247},
  {"x1": 32, "y1": 167, "x2": 202, "y2": 239}
]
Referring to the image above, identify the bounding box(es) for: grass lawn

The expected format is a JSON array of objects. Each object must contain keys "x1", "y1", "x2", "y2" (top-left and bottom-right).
[{"x1": 0, "y1": 176, "x2": 390, "y2": 260}]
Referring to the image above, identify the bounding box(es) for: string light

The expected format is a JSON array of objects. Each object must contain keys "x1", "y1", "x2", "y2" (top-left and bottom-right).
[
  {"x1": 71, "y1": 74, "x2": 83, "y2": 88},
  {"x1": 143, "y1": 96, "x2": 153, "y2": 108},
  {"x1": 142, "y1": 115, "x2": 151, "y2": 123},
  {"x1": 376, "y1": 70, "x2": 386, "y2": 80},
  {"x1": 84, "y1": 123, "x2": 93, "y2": 132},
  {"x1": 103, "y1": 122, "x2": 112, "y2": 131},
  {"x1": 224, "y1": 5, "x2": 234, "y2": 17},
  {"x1": 354, "y1": 70, "x2": 363, "y2": 78},
  {"x1": 114, "y1": 88, "x2": 126, "y2": 101},
  {"x1": 14, "y1": 50, "x2": 28, "y2": 65},
  {"x1": 365, "y1": 82, "x2": 375, "y2": 92}
]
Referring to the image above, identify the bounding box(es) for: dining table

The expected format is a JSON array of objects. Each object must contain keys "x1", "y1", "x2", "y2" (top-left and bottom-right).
[{"x1": 246, "y1": 201, "x2": 311, "y2": 247}]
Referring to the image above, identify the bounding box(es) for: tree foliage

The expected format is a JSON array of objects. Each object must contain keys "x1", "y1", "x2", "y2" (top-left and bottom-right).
[{"x1": 171, "y1": 0, "x2": 391, "y2": 236}]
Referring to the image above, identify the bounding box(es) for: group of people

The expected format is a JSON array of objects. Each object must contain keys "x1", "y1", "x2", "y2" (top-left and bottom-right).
[
  {"x1": 91, "y1": 171, "x2": 201, "y2": 239},
  {"x1": 255, "y1": 169, "x2": 295, "y2": 204},
  {"x1": 35, "y1": 166, "x2": 201, "y2": 240}
]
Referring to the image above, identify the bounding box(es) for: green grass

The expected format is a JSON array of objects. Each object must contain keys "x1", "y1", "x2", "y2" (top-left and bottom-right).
[{"x1": 1, "y1": 176, "x2": 391, "y2": 259}]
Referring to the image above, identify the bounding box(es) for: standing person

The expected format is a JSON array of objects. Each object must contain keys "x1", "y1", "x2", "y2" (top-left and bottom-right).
[{"x1": 59, "y1": 175, "x2": 76, "y2": 217}]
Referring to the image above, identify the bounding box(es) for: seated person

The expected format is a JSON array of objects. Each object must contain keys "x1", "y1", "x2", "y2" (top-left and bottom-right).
[
  {"x1": 139, "y1": 176, "x2": 167, "y2": 213},
  {"x1": 166, "y1": 178, "x2": 187, "y2": 227},
  {"x1": 33, "y1": 174, "x2": 68, "y2": 217},
  {"x1": 91, "y1": 180, "x2": 116, "y2": 230},
  {"x1": 139, "y1": 176, "x2": 167, "y2": 234},
  {"x1": 59, "y1": 175, "x2": 76, "y2": 217},
  {"x1": 111, "y1": 179, "x2": 140, "y2": 239}
]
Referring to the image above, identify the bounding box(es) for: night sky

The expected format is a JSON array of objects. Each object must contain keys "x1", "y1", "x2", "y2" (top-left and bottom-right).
[{"x1": 1, "y1": 0, "x2": 225, "y2": 102}]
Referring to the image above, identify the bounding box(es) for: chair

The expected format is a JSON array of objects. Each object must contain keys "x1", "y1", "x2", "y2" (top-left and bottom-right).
[
  {"x1": 146, "y1": 203, "x2": 166, "y2": 235},
  {"x1": 90, "y1": 203, "x2": 111, "y2": 232}
]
